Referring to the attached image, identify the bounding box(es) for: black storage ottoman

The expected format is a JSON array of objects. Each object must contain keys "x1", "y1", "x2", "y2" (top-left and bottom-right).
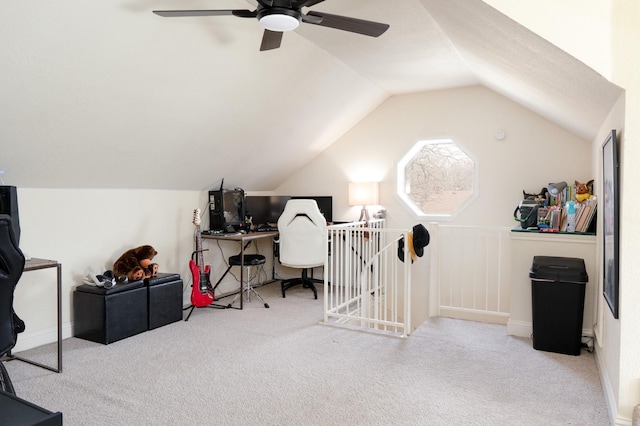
[
  {"x1": 530, "y1": 256, "x2": 588, "y2": 356},
  {"x1": 0, "y1": 389, "x2": 63, "y2": 426},
  {"x1": 145, "y1": 273, "x2": 183, "y2": 330},
  {"x1": 73, "y1": 280, "x2": 147, "y2": 344}
]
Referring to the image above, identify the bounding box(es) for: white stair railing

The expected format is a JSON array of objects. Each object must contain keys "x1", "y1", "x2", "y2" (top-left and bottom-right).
[
  {"x1": 323, "y1": 220, "x2": 412, "y2": 337},
  {"x1": 431, "y1": 224, "x2": 511, "y2": 324}
]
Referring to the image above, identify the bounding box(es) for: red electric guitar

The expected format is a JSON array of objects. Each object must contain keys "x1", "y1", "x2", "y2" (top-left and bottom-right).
[{"x1": 189, "y1": 209, "x2": 214, "y2": 307}]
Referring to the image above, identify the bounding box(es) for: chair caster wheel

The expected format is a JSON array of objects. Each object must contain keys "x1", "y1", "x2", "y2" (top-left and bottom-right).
[
  {"x1": 264, "y1": 303, "x2": 270, "y2": 308},
  {"x1": 226, "y1": 304, "x2": 232, "y2": 308}
]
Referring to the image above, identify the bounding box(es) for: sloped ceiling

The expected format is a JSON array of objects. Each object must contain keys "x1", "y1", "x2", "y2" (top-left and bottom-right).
[{"x1": 0, "y1": 0, "x2": 622, "y2": 191}]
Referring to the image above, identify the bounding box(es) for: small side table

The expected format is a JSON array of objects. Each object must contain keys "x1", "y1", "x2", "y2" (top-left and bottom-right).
[{"x1": 5, "y1": 258, "x2": 62, "y2": 373}]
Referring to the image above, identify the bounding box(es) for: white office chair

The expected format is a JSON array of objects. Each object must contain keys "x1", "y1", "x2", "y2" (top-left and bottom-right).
[{"x1": 277, "y1": 199, "x2": 327, "y2": 299}]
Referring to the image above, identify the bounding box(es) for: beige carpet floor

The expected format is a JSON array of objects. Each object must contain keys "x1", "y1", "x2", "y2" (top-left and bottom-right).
[{"x1": 4, "y1": 281, "x2": 610, "y2": 425}]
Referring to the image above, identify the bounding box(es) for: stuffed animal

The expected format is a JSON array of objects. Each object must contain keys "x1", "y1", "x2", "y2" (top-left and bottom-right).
[
  {"x1": 113, "y1": 245, "x2": 159, "y2": 281},
  {"x1": 575, "y1": 179, "x2": 594, "y2": 203}
]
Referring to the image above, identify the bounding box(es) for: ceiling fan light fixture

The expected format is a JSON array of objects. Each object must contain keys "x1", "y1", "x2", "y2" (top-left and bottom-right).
[
  {"x1": 153, "y1": 5, "x2": 390, "y2": 51},
  {"x1": 258, "y1": 9, "x2": 301, "y2": 32}
]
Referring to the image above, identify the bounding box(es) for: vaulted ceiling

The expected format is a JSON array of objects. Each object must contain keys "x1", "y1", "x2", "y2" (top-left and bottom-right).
[{"x1": 0, "y1": 0, "x2": 622, "y2": 191}]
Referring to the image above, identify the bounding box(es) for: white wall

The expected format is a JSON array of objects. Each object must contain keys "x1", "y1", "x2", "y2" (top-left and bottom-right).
[
  {"x1": 277, "y1": 85, "x2": 592, "y2": 330},
  {"x1": 13, "y1": 188, "x2": 203, "y2": 351},
  {"x1": 12, "y1": 187, "x2": 300, "y2": 352},
  {"x1": 491, "y1": 0, "x2": 640, "y2": 422},
  {"x1": 590, "y1": 94, "x2": 625, "y2": 422},
  {"x1": 509, "y1": 233, "x2": 597, "y2": 337},
  {"x1": 12, "y1": 86, "x2": 595, "y2": 354},
  {"x1": 279, "y1": 85, "x2": 592, "y2": 227},
  {"x1": 609, "y1": 1, "x2": 640, "y2": 422}
]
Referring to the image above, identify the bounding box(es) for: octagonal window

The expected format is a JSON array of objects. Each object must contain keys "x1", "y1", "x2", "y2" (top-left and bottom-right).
[{"x1": 397, "y1": 138, "x2": 477, "y2": 219}]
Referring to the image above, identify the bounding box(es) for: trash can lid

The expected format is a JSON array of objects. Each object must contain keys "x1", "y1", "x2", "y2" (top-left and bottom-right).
[{"x1": 529, "y1": 256, "x2": 588, "y2": 283}]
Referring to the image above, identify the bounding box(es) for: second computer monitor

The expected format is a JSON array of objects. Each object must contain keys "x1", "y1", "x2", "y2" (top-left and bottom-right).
[
  {"x1": 291, "y1": 196, "x2": 333, "y2": 223},
  {"x1": 245, "y1": 196, "x2": 290, "y2": 227},
  {"x1": 245, "y1": 195, "x2": 333, "y2": 227}
]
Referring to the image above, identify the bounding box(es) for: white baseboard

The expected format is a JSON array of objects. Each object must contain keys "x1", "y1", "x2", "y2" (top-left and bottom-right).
[
  {"x1": 12, "y1": 322, "x2": 73, "y2": 353},
  {"x1": 506, "y1": 319, "x2": 593, "y2": 341},
  {"x1": 594, "y1": 345, "x2": 632, "y2": 426},
  {"x1": 439, "y1": 306, "x2": 509, "y2": 325},
  {"x1": 506, "y1": 319, "x2": 531, "y2": 337}
]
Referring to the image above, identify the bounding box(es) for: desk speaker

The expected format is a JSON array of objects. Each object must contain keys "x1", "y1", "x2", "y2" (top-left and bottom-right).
[{"x1": 0, "y1": 186, "x2": 20, "y2": 245}]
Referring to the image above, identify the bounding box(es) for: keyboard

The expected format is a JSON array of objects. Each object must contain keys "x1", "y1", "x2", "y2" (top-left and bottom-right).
[
  {"x1": 256, "y1": 226, "x2": 278, "y2": 232},
  {"x1": 201, "y1": 229, "x2": 224, "y2": 235}
]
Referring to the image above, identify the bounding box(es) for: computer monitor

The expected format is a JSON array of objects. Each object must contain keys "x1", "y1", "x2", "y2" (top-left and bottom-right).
[
  {"x1": 291, "y1": 196, "x2": 333, "y2": 223},
  {"x1": 209, "y1": 189, "x2": 246, "y2": 232},
  {"x1": 245, "y1": 196, "x2": 291, "y2": 227}
]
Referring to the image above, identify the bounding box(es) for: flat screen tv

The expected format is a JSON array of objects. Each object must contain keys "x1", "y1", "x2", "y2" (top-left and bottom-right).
[{"x1": 245, "y1": 196, "x2": 291, "y2": 228}]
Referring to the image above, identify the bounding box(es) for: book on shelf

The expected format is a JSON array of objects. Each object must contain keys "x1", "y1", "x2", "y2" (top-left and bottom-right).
[
  {"x1": 559, "y1": 207, "x2": 567, "y2": 232},
  {"x1": 575, "y1": 197, "x2": 597, "y2": 233},
  {"x1": 551, "y1": 207, "x2": 561, "y2": 231},
  {"x1": 575, "y1": 202, "x2": 585, "y2": 228},
  {"x1": 572, "y1": 202, "x2": 584, "y2": 231},
  {"x1": 585, "y1": 208, "x2": 597, "y2": 233},
  {"x1": 575, "y1": 205, "x2": 591, "y2": 232},
  {"x1": 581, "y1": 201, "x2": 598, "y2": 233}
]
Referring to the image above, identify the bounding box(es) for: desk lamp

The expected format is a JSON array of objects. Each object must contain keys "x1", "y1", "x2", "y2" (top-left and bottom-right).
[
  {"x1": 547, "y1": 181, "x2": 568, "y2": 197},
  {"x1": 349, "y1": 182, "x2": 379, "y2": 222}
]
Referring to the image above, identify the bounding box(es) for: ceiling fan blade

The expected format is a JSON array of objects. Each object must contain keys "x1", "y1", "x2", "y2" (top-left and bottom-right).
[
  {"x1": 300, "y1": 0, "x2": 325, "y2": 7},
  {"x1": 301, "y1": 12, "x2": 322, "y2": 25},
  {"x1": 304, "y1": 11, "x2": 389, "y2": 37},
  {"x1": 260, "y1": 30, "x2": 283, "y2": 51},
  {"x1": 153, "y1": 10, "x2": 256, "y2": 18}
]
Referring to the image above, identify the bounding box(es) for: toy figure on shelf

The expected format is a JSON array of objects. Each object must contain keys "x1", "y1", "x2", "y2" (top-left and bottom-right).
[{"x1": 575, "y1": 179, "x2": 594, "y2": 203}]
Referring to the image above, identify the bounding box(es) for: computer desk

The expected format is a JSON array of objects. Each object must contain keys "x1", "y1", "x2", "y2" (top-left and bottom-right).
[
  {"x1": 201, "y1": 231, "x2": 278, "y2": 309},
  {"x1": 3, "y1": 258, "x2": 62, "y2": 373}
]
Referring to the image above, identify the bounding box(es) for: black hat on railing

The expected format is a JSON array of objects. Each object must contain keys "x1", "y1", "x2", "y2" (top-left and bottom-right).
[{"x1": 398, "y1": 224, "x2": 430, "y2": 263}]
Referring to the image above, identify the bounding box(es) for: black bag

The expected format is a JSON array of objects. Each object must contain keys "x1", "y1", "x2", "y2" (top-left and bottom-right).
[{"x1": 514, "y1": 198, "x2": 539, "y2": 229}]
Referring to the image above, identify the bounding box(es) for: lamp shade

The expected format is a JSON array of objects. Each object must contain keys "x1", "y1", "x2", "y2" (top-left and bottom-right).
[
  {"x1": 349, "y1": 182, "x2": 379, "y2": 206},
  {"x1": 547, "y1": 181, "x2": 568, "y2": 197}
]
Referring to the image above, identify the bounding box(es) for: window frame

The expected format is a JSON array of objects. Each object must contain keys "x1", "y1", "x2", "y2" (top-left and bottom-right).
[{"x1": 396, "y1": 138, "x2": 479, "y2": 221}]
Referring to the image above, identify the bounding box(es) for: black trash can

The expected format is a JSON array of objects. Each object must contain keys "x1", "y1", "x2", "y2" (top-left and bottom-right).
[{"x1": 529, "y1": 256, "x2": 588, "y2": 356}]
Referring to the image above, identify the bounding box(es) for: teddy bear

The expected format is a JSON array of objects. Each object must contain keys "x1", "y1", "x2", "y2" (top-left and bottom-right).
[
  {"x1": 113, "y1": 245, "x2": 159, "y2": 281},
  {"x1": 575, "y1": 179, "x2": 594, "y2": 203}
]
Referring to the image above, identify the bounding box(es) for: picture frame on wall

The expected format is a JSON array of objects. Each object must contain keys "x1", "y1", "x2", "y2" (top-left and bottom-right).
[{"x1": 602, "y1": 129, "x2": 619, "y2": 319}]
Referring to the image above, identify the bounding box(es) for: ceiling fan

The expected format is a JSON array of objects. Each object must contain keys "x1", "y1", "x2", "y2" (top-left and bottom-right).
[{"x1": 153, "y1": 0, "x2": 390, "y2": 51}]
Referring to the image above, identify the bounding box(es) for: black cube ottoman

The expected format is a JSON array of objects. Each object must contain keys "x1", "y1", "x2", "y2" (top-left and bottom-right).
[
  {"x1": 145, "y1": 273, "x2": 183, "y2": 330},
  {"x1": 73, "y1": 280, "x2": 147, "y2": 344}
]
